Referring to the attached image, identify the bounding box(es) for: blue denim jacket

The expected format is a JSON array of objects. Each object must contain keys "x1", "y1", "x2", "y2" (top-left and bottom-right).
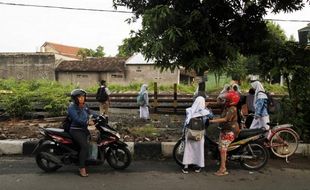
[
  {"x1": 67, "y1": 103, "x2": 97, "y2": 129},
  {"x1": 255, "y1": 98, "x2": 269, "y2": 117}
]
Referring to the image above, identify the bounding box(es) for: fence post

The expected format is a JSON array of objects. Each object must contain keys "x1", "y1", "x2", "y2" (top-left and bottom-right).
[
  {"x1": 173, "y1": 83, "x2": 177, "y2": 114},
  {"x1": 154, "y1": 82, "x2": 158, "y2": 113}
]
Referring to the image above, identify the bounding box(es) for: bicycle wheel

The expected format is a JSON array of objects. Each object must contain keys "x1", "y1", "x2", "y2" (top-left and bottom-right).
[{"x1": 270, "y1": 129, "x2": 299, "y2": 158}]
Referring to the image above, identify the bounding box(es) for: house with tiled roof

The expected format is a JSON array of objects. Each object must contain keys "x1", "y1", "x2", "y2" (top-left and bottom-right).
[
  {"x1": 55, "y1": 57, "x2": 127, "y2": 88},
  {"x1": 40, "y1": 42, "x2": 83, "y2": 60},
  {"x1": 55, "y1": 53, "x2": 181, "y2": 88}
]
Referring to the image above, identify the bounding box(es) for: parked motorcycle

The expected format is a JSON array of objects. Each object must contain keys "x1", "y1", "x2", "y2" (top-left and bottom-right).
[
  {"x1": 173, "y1": 124, "x2": 269, "y2": 170},
  {"x1": 33, "y1": 115, "x2": 132, "y2": 172}
]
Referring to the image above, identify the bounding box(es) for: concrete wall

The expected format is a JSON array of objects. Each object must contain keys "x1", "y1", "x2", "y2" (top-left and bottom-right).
[
  {"x1": 56, "y1": 71, "x2": 127, "y2": 88},
  {"x1": 0, "y1": 53, "x2": 55, "y2": 80},
  {"x1": 56, "y1": 65, "x2": 179, "y2": 89}
]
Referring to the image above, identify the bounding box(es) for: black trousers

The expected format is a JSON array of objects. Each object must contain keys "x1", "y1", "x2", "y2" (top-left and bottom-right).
[{"x1": 69, "y1": 129, "x2": 89, "y2": 168}]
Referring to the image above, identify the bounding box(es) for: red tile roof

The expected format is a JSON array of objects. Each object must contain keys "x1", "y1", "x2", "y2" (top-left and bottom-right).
[
  {"x1": 56, "y1": 57, "x2": 127, "y2": 72},
  {"x1": 42, "y1": 42, "x2": 82, "y2": 59}
]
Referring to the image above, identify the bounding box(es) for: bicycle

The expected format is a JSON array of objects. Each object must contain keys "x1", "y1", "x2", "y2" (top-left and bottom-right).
[
  {"x1": 240, "y1": 113, "x2": 299, "y2": 162},
  {"x1": 265, "y1": 123, "x2": 299, "y2": 162}
]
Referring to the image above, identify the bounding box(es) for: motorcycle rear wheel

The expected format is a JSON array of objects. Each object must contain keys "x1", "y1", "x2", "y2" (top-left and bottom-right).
[
  {"x1": 106, "y1": 146, "x2": 131, "y2": 170},
  {"x1": 35, "y1": 144, "x2": 62, "y2": 172},
  {"x1": 240, "y1": 143, "x2": 269, "y2": 170}
]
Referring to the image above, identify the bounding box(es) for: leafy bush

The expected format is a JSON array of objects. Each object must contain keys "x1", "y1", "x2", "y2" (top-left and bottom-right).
[
  {"x1": 0, "y1": 79, "x2": 73, "y2": 118},
  {"x1": 2, "y1": 93, "x2": 32, "y2": 118}
]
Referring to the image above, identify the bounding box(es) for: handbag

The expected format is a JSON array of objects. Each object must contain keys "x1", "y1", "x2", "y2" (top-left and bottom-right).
[
  {"x1": 186, "y1": 128, "x2": 205, "y2": 141},
  {"x1": 186, "y1": 117, "x2": 205, "y2": 141}
]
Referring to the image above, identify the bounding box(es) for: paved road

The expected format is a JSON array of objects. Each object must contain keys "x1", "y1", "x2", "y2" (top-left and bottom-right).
[{"x1": 0, "y1": 156, "x2": 309, "y2": 190}]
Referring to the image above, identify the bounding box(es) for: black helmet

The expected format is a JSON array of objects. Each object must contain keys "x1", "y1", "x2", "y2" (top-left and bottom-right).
[{"x1": 70, "y1": 89, "x2": 87, "y2": 104}]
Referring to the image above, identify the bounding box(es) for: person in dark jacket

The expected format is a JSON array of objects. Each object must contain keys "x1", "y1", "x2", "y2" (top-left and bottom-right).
[{"x1": 68, "y1": 89, "x2": 97, "y2": 177}]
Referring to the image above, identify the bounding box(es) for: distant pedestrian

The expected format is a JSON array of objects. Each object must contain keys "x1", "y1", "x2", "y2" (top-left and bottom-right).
[
  {"x1": 96, "y1": 80, "x2": 111, "y2": 116},
  {"x1": 193, "y1": 81, "x2": 208, "y2": 100},
  {"x1": 138, "y1": 84, "x2": 150, "y2": 121},
  {"x1": 249, "y1": 80, "x2": 270, "y2": 130}
]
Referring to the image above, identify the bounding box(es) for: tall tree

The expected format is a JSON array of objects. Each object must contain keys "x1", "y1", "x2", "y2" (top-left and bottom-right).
[
  {"x1": 117, "y1": 38, "x2": 135, "y2": 57},
  {"x1": 77, "y1": 46, "x2": 105, "y2": 60},
  {"x1": 250, "y1": 21, "x2": 287, "y2": 81},
  {"x1": 113, "y1": 0, "x2": 306, "y2": 76}
]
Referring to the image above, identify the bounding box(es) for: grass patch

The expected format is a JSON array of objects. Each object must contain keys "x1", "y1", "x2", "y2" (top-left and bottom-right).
[{"x1": 130, "y1": 125, "x2": 160, "y2": 137}]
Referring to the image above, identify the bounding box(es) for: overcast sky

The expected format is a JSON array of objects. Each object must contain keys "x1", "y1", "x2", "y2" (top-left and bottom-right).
[{"x1": 0, "y1": 0, "x2": 309, "y2": 56}]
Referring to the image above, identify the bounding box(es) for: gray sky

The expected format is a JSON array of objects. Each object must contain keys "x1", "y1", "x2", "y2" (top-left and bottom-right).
[{"x1": 0, "y1": 0, "x2": 309, "y2": 56}]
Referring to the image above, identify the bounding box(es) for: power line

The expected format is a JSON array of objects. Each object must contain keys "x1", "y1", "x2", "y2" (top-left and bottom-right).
[
  {"x1": 0, "y1": 1, "x2": 133, "y2": 13},
  {"x1": 265, "y1": 18, "x2": 310, "y2": 22},
  {"x1": 0, "y1": 1, "x2": 309, "y2": 23}
]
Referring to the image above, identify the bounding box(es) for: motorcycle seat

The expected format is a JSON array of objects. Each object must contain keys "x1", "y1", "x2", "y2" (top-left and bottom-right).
[
  {"x1": 45, "y1": 128, "x2": 72, "y2": 139},
  {"x1": 237, "y1": 128, "x2": 266, "y2": 139}
]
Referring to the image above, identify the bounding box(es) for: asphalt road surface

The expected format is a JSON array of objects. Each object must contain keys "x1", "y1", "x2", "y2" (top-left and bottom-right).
[{"x1": 0, "y1": 155, "x2": 309, "y2": 190}]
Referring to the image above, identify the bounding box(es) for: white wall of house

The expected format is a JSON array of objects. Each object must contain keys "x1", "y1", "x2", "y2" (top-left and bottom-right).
[{"x1": 125, "y1": 53, "x2": 180, "y2": 85}]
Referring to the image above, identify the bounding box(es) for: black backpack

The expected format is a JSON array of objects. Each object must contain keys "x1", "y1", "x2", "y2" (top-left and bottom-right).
[
  {"x1": 96, "y1": 87, "x2": 108, "y2": 102},
  {"x1": 61, "y1": 115, "x2": 72, "y2": 132},
  {"x1": 258, "y1": 91, "x2": 275, "y2": 113}
]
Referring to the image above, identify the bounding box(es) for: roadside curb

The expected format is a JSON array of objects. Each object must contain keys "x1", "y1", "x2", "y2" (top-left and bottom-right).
[{"x1": 0, "y1": 139, "x2": 310, "y2": 158}]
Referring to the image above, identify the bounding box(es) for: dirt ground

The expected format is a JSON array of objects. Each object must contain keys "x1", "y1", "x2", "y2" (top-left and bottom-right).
[{"x1": 0, "y1": 108, "x2": 186, "y2": 142}]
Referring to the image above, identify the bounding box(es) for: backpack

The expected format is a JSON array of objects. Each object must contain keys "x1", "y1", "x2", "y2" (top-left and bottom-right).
[
  {"x1": 96, "y1": 87, "x2": 108, "y2": 102},
  {"x1": 60, "y1": 115, "x2": 72, "y2": 132},
  {"x1": 137, "y1": 93, "x2": 145, "y2": 106},
  {"x1": 258, "y1": 91, "x2": 275, "y2": 113}
]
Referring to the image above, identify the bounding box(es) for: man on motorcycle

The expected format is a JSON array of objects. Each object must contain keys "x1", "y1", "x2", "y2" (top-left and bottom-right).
[
  {"x1": 209, "y1": 90, "x2": 240, "y2": 176},
  {"x1": 68, "y1": 89, "x2": 98, "y2": 177}
]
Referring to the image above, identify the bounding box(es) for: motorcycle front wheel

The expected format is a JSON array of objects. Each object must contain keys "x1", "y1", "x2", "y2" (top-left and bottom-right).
[
  {"x1": 106, "y1": 146, "x2": 131, "y2": 170},
  {"x1": 240, "y1": 143, "x2": 269, "y2": 170},
  {"x1": 35, "y1": 144, "x2": 62, "y2": 172}
]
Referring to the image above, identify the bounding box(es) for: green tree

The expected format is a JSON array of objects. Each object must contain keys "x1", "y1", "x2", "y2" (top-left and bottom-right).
[
  {"x1": 117, "y1": 38, "x2": 135, "y2": 57},
  {"x1": 248, "y1": 21, "x2": 287, "y2": 81},
  {"x1": 275, "y1": 42, "x2": 310, "y2": 141},
  {"x1": 77, "y1": 46, "x2": 105, "y2": 60},
  {"x1": 113, "y1": 0, "x2": 306, "y2": 76},
  {"x1": 94, "y1": 46, "x2": 105, "y2": 57}
]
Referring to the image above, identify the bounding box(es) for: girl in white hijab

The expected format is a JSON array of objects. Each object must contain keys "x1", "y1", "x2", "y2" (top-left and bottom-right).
[
  {"x1": 182, "y1": 96, "x2": 211, "y2": 173},
  {"x1": 139, "y1": 84, "x2": 149, "y2": 120},
  {"x1": 249, "y1": 81, "x2": 270, "y2": 130}
]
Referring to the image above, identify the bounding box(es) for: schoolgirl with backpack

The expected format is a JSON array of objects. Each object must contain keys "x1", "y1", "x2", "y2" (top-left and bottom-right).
[{"x1": 138, "y1": 84, "x2": 149, "y2": 121}]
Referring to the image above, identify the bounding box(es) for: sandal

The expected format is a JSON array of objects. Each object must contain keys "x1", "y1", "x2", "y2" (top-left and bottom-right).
[
  {"x1": 79, "y1": 168, "x2": 89, "y2": 177},
  {"x1": 214, "y1": 170, "x2": 229, "y2": 176}
]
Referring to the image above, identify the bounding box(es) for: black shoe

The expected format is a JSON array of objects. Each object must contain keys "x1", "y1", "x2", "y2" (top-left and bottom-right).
[
  {"x1": 194, "y1": 167, "x2": 201, "y2": 173},
  {"x1": 182, "y1": 167, "x2": 189, "y2": 174}
]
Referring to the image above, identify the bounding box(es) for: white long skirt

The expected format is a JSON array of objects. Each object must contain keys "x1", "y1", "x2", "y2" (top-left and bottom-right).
[
  {"x1": 139, "y1": 106, "x2": 149, "y2": 119},
  {"x1": 250, "y1": 115, "x2": 270, "y2": 130},
  {"x1": 182, "y1": 134, "x2": 205, "y2": 168}
]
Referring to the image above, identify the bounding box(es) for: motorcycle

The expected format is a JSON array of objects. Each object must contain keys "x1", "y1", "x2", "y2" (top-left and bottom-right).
[
  {"x1": 173, "y1": 123, "x2": 269, "y2": 170},
  {"x1": 33, "y1": 115, "x2": 132, "y2": 172}
]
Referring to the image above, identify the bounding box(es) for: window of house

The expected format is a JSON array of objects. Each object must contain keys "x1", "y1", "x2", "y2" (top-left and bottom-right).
[
  {"x1": 136, "y1": 66, "x2": 142, "y2": 72},
  {"x1": 77, "y1": 74, "x2": 88, "y2": 78},
  {"x1": 111, "y1": 74, "x2": 123, "y2": 78}
]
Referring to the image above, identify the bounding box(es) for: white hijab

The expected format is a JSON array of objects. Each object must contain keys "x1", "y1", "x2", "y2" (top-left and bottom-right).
[
  {"x1": 251, "y1": 81, "x2": 268, "y2": 104},
  {"x1": 139, "y1": 84, "x2": 148, "y2": 94},
  {"x1": 185, "y1": 96, "x2": 211, "y2": 125}
]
